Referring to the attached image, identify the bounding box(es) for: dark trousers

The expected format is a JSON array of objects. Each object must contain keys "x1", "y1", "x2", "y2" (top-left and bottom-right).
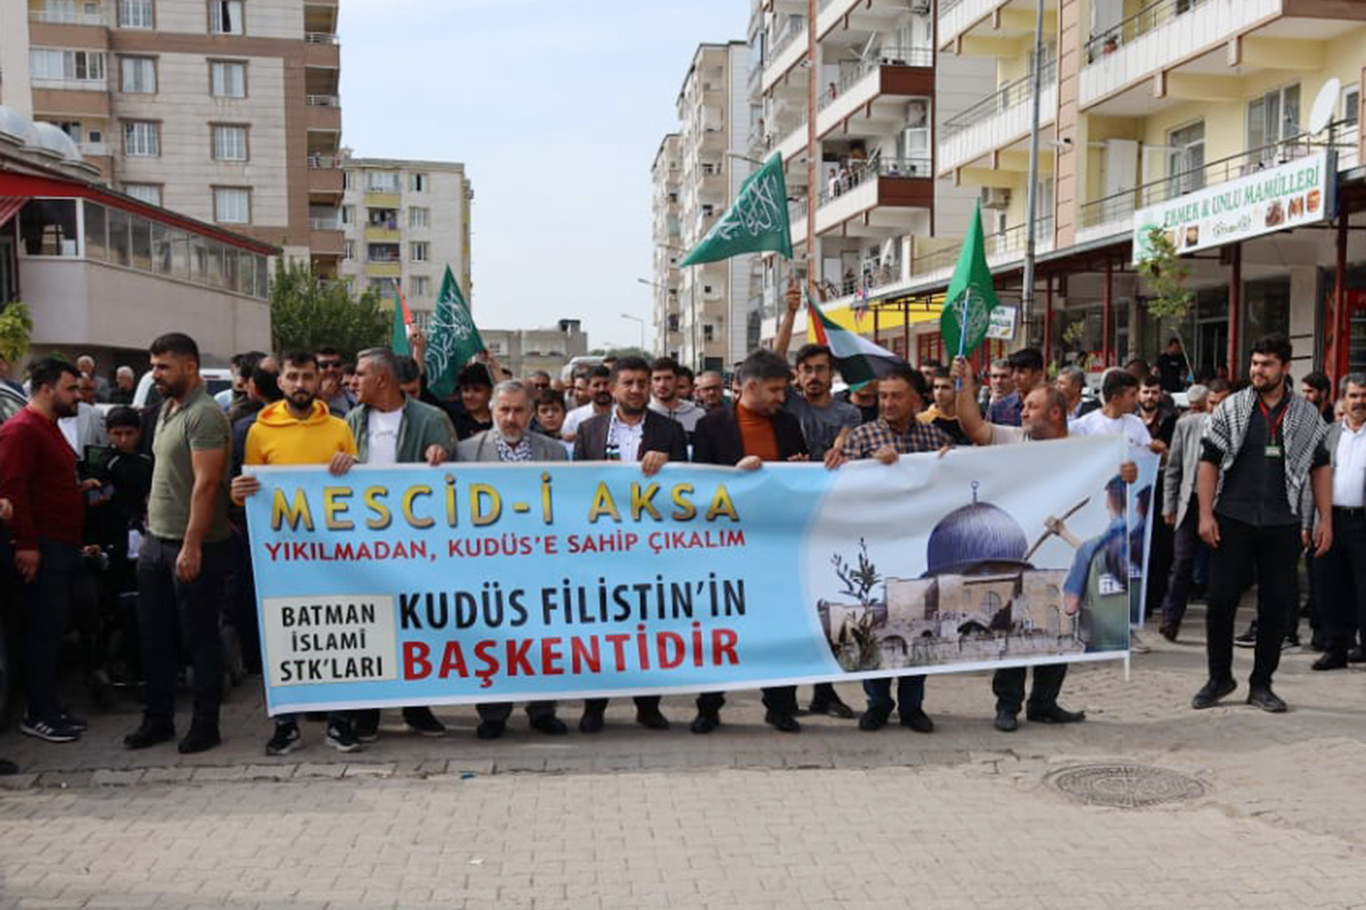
[
  {"x1": 1314, "y1": 509, "x2": 1366, "y2": 653},
  {"x1": 696, "y1": 686, "x2": 797, "y2": 716},
  {"x1": 992, "y1": 664, "x2": 1067, "y2": 715},
  {"x1": 1146, "y1": 504, "x2": 1174, "y2": 619},
  {"x1": 1204, "y1": 517, "x2": 1299, "y2": 688},
  {"x1": 581, "y1": 696, "x2": 661, "y2": 716},
  {"x1": 1160, "y1": 501, "x2": 1200, "y2": 627},
  {"x1": 228, "y1": 527, "x2": 261, "y2": 674},
  {"x1": 354, "y1": 706, "x2": 434, "y2": 730},
  {"x1": 476, "y1": 701, "x2": 557, "y2": 723},
  {"x1": 863, "y1": 675, "x2": 925, "y2": 715},
  {"x1": 19, "y1": 541, "x2": 81, "y2": 723},
  {"x1": 137, "y1": 536, "x2": 232, "y2": 727}
]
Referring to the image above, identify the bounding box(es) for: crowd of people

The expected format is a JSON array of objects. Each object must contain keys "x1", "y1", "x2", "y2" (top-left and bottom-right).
[{"x1": 0, "y1": 283, "x2": 1357, "y2": 770}]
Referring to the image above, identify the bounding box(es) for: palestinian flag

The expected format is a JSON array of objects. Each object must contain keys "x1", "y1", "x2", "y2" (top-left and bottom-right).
[{"x1": 805, "y1": 295, "x2": 905, "y2": 389}]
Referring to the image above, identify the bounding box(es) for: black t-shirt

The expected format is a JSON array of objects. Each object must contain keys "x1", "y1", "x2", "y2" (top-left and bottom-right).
[
  {"x1": 932, "y1": 416, "x2": 973, "y2": 446},
  {"x1": 1211, "y1": 397, "x2": 1296, "y2": 528},
  {"x1": 453, "y1": 410, "x2": 493, "y2": 441}
]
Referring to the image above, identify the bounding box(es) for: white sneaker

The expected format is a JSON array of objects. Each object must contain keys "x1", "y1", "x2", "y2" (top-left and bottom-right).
[{"x1": 1130, "y1": 630, "x2": 1152, "y2": 654}]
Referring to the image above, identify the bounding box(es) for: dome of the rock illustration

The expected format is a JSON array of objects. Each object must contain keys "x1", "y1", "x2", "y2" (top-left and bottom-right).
[{"x1": 923, "y1": 484, "x2": 1029, "y2": 577}]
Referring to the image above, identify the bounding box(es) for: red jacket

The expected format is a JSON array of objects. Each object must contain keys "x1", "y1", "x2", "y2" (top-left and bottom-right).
[{"x1": 0, "y1": 407, "x2": 84, "y2": 549}]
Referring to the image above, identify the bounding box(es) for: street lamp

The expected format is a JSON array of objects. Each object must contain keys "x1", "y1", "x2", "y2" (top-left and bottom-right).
[{"x1": 620, "y1": 313, "x2": 646, "y2": 355}]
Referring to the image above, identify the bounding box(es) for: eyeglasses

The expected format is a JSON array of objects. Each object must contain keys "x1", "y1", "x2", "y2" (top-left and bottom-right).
[{"x1": 318, "y1": 360, "x2": 342, "y2": 369}]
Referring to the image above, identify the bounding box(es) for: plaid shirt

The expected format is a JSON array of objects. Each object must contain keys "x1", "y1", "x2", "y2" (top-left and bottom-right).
[{"x1": 842, "y1": 417, "x2": 949, "y2": 459}]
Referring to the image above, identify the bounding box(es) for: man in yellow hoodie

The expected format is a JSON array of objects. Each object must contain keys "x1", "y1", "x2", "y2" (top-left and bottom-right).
[{"x1": 230, "y1": 350, "x2": 359, "y2": 756}]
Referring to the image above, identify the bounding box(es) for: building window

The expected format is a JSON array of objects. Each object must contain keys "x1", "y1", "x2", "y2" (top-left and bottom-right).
[
  {"x1": 409, "y1": 173, "x2": 427, "y2": 192},
  {"x1": 343, "y1": 240, "x2": 355, "y2": 260},
  {"x1": 343, "y1": 170, "x2": 354, "y2": 190},
  {"x1": 208, "y1": 0, "x2": 243, "y2": 34},
  {"x1": 408, "y1": 206, "x2": 429, "y2": 228},
  {"x1": 703, "y1": 324, "x2": 715, "y2": 342},
  {"x1": 409, "y1": 241, "x2": 429, "y2": 262},
  {"x1": 214, "y1": 187, "x2": 250, "y2": 224},
  {"x1": 120, "y1": 56, "x2": 156, "y2": 93},
  {"x1": 211, "y1": 61, "x2": 246, "y2": 98},
  {"x1": 1248, "y1": 84, "x2": 1300, "y2": 159},
  {"x1": 411, "y1": 275, "x2": 430, "y2": 297},
  {"x1": 340, "y1": 205, "x2": 354, "y2": 225},
  {"x1": 212, "y1": 124, "x2": 248, "y2": 161},
  {"x1": 123, "y1": 183, "x2": 162, "y2": 206},
  {"x1": 1167, "y1": 121, "x2": 1204, "y2": 196},
  {"x1": 366, "y1": 171, "x2": 400, "y2": 193},
  {"x1": 1343, "y1": 86, "x2": 1360, "y2": 128},
  {"x1": 367, "y1": 244, "x2": 400, "y2": 262},
  {"x1": 118, "y1": 0, "x2": 153, "y2": 28},
  {"x1": 123, "y1": 120, "x2": 160, "y2": 157},
  {"x1": 30, "y1": 49, "x2": 107, "y2": 84}
]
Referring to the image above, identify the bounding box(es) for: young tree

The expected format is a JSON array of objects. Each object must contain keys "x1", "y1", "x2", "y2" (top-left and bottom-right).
[
  {"x1": 0, "y1": 302, "x2": 34, "y2": 368},
  {"x1": 269, "y1": 260, "x2": 389, "y2": 360}
]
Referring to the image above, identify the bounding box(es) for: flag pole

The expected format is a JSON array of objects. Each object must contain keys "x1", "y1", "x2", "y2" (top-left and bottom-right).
[{"x1": 954, "y1": 287, "x2": 971, "y2": 391}]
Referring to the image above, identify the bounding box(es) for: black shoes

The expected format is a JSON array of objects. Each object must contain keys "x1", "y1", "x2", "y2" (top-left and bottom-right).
[
  {"x1": 528, "y1": 714, "x2": 568, "y2": 736},
  {"x1": 1348, "y1": 646, "x2": 1366, "y2": 663},
  {"x1": 808, "y1": 695, "x2": 855, "y2": 719},
  {"x1": 635, "y1": 706, "x2": 669, "y2": 731},
  {"x1": 764, "y1": 711, "x2": 801, "y2": 733},
  {"x1": 1247, "y1": 687, "x2": 1288, "y2": 713},
  {"x1": 1312, "y1": 651, "x2": 1349, "y2": 671},
  {"x1": 1191, "y1": 677, "x2": 1237, "y2": 710},
  {"x1": 994, "y1": 710, "x2": 1018, "y2": 732},
  {"x1": 403, "y1": 707, "x2": 447, "y2": 737},
  {"x1": 19, "y1": 718, "x2": 81, "y2": 744},
  {"x1": 899, "y1": 709, "x2": 934, "y2": 734},
  {"x1": 690, "y1": 710, "x2": 720, "y2": 735},
  {"x1": 475, "y1": 720, "x2": 505, "y2": 740},
  {"x1": 1158, "y1": 621, "x2": 1179, "y2": 643},
  {"x1": 178, "y1": 723, "x2": 222, "y2": 755},
  {"x1": 1025, "y1": 704, "x2": 1086, "y2": 724},
  {"x1": 858, "y1": 707, "x2": 890, "y2": 732},
  {"x1": 578, "y1": 708, "x2": 605, "y2": 734},
  {"x1": 124, "y1": 717, "x2": 176, "y2": 750}
]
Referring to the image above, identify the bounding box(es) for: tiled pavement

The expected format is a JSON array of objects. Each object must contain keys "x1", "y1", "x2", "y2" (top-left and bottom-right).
[{"x1": 1, "y1": 605, "x2": 1364, "y2": 909}]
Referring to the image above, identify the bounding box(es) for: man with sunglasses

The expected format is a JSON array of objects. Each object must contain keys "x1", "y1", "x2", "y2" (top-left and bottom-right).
[{"x1": 315, "y1": 346, "x2": 355, "y2": 416}]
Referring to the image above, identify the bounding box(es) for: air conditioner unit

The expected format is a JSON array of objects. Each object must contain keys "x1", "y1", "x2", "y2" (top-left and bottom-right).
[
  {"x1": 910, "y1": 0, "x2": 931, "y2": 14},
  {"x1": 980, "y1": 187, "x2": 1011, "y2": 209}
]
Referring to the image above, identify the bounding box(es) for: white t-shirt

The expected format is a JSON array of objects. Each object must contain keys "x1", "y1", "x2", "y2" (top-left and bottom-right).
[
  {"x1": 562, "y1": 404, "x2": 605, "y2": 440},
  {"x1": 57, "y1": 415, "x2": 80, "y2": 454},
  {"x1": 366, "y1": 407, "x2": 404, "y2": 466},
  {"x1": 1069, "y1": 410, "x2": 1152, "y2": 448},
  {"x1": 608, "y1": 413, "x2": 645, "y2": 464}
]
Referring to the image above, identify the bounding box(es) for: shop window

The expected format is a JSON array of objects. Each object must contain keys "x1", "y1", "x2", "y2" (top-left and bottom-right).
[
  {"x1": 83, "y1": 201, "x2": 107, "y2": 261},
  {"x1": 18, "y1": 199, "x2": 79, "y2": 256}
]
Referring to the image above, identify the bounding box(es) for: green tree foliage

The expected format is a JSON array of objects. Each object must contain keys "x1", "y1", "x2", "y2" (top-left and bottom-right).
[
  {"x1": 0, "y1": 302, "x2": 34, "y2": 367},
  {"x1": 1138, "y1": 226, "x2": 1194, "y2": 322},
  {"x1": 269, "y1": 260, "x2": 389, "y2": 360}
]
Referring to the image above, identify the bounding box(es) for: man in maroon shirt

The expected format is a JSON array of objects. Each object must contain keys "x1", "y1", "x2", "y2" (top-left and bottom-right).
[{"x1": 0, "y1": 358, "x2": 86, "y2": 743}]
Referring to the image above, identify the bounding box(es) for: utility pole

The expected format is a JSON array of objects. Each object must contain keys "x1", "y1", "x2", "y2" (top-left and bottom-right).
[{"x1": 1021, "y1": 0, "x2": 1045, "y2": 343}]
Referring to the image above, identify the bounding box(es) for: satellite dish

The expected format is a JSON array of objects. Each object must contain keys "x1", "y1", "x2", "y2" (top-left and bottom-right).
[{"x1": 1309, "y1": 78, "x2": 1341, "y2": 135}]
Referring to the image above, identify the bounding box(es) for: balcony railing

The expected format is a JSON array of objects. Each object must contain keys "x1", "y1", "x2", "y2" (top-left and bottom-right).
[
  {"x1": 305, "y1": 32, "x2": 339, "y2": 44},
  {"x1": 818, "y1": 47, "x2": 934, "y2": 112},
  {"x1": 29, "y1": 8, "x2": 106, "y2": 24},
  {"x1": 943, "y1": 60, "x2": 1056, "y2": 138},
  {"x1": 308, "y1": 217, "x2": 340, "y2": 230},
  {"x1": 789, "y1": 196, "x2": 809, "y2": 225},
  {"x1": 1084, "y1": 0, "x2": 1203, "y2": 63},
  {"x1": 1079, "y1": 124, "x2": 1356, "y2": 229},
  {"x1": 306, "y1": 94, "x2": 339, "y2": 107},
  {"x1": 817, "y1": 157, "x2": 932, "y2": 207},
  {"x1": 306, "y1": 154, "x2": 343, "y2": 168},
  {"x1": 913, "y1": 217, "x2": 1056, "y2": 276},
  {"x1": 817, "y1": 259, "x2": 904, "y2": 302},
  {"x1": 770, "y1": 18, "x2": 806, "y2": 61}
]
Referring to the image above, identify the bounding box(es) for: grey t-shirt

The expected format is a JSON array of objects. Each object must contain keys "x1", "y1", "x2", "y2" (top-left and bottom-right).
[{"x1": 783, "y1": 394, "x2": 863, "y2": 458}]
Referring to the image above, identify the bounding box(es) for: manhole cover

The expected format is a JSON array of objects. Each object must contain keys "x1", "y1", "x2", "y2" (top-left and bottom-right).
[{"x1": 1047, "y1": 763, "x2": 1206, "y2": 809}]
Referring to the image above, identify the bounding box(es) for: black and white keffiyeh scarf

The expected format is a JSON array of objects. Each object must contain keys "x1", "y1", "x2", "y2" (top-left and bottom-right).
[{"x1": 1203, "y1": 386, "x2": 1326, "y2": 520}]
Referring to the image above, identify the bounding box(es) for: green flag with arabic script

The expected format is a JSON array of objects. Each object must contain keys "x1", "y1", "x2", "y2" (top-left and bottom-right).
[
  {"x1": 680, "y1": 153, "x2": 793, "y2": 266},
  {"x1": 940, "y1": 201, "x2": 1000, "y2": 358},
  {"x1": 425, "y1": 265, "x2": 484, "y2": 399}
]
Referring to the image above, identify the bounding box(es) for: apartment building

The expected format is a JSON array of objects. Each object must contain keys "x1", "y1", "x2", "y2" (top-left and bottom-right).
[
  {"x1": 907, "y1": 0, "x2": 1366, "y2": 383},
  {"x1": 337, "y1": 154, "x2": 473, "y2": 326},
  {"x1": 649, "y1": 41, "x2": 755, "y2": 373},
  {"x1": 0, "y1": 0, "x2": 344, "y2": 277},
  {"x1": 482, "y1": 320, "x2": 588, "y2": 381},
  {"x1": 744, "y1": 0, "x2": 997, "y2": 363}
]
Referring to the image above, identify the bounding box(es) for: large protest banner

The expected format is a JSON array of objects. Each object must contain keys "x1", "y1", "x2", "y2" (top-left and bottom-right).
[{"x1": 244, "y1": 435, "x2": 1131, "y2": 715}]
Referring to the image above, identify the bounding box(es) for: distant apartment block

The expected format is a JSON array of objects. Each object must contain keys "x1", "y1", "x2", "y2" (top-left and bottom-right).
[{"x1": 482, "y1": 320, "x2": 588, "y2": 381}]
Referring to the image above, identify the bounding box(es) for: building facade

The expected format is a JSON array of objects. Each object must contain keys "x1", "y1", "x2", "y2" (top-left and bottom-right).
[
  {"x1": 337, "y1": 154, "x2": 473, "y2": 326},
  {"x1": 650, "y1": 133, "x2": 684, "y2": 361},
  {"x1": 481, "y1": 320, "x2": 588, "y2": 381},
  {"x1": 0, "y1": 0, "x2": 344, "y2": 277}
]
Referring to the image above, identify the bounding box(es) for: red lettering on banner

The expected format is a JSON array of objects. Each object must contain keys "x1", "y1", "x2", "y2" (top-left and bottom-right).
[
  {"x1": 541, "y1": 637, "x2": 564, "y2": 675},
  {"x1": 712, "y1": 628, "x2": 739, "y2": 665},
  {"x1": 404, "y1": 641, "x2": 431, "y2": 679}
]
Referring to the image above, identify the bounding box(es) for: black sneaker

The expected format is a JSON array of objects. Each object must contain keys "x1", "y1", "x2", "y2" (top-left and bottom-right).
[
  {"x1": 1281, "y1": 635, "x2": 1300, "y2": 651},
  {"x1": 858, "y1": 707, "x2": 890, "y2": 732},
  {"x1": 20, "y1": 718, "x2": 81, "y2": 744},
  {"x1": 403, "y1": 707, "x2": 447, "y2": 737},
  {"x1": 1247, "y1": 686, "x2": 1288, "y2": 713},
  {"x1": 325, "y1": 720, "x2": 362, "y2": 753},
  {"x1": 178, "y1": 724, "x2": 222, "y2": 755},
  {"x1": 1234, "y1": 624, "x2": 1258, "y2": 648},
  {"x1": 528, "y1": 714, "x2": 568, "y2": 736},
  {"x1": 124, "y1": 717, "x2": 176, "y2": 750},
  {"x1": 1191, "y1": 677, "x2": 1237, "y2": 710},
  {"x1": 265, "y1": 722, "x2": 302, "y2": 756},
  {"x1": 60, "y1": 712, "x2": 89, "y2": 733},
  {"x1": 899, "y1": 709, "x2": 935, "y2": 734}
]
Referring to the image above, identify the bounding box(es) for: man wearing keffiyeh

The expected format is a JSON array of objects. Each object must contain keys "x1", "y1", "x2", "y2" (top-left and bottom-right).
[{"x1": 1193, "y1": 334, "x2": 1333, "y2": 715}]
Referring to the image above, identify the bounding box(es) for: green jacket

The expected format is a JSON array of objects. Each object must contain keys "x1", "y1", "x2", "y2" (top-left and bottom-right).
[{"x1": 346, "y1": 398, "x2": 457, "y2": 464}]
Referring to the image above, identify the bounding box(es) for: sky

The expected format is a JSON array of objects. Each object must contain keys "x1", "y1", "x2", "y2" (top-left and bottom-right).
[{"x1": 339, "y1": 0, "x2": 749, "y2": 352}]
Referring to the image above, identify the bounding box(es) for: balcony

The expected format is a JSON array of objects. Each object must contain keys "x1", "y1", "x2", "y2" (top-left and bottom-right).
[
  {"x1": 814, "y1": 157, "x2": 932, "y2": 236},
  {"x1": 939, "y1": 0, "x2": 1056, "y2": 52},
  {"x1": 1080, "y1": 0, "x2": 1278, "y2": 111},
  {"x1": 305, "y1": 94, "x2": 341, "y2": 132},
  {"x1": 909, "y1": 216, "x2": 1056, "y2": 285},
  {"x1": 815, "y1": 47, "x2": 933, "y2": 140},
  {"x1": 364, "y1": 192, "x2": 400, "y2": 208},
  {"x1": 762, "y1": 18, "x2": 807, "y2": 93},
  {"x1": 309, "y1": 227, "x2": 345, "y2": 257},
  {"x1": 939, "y1": 60, "x2": 1056, "y2": 173},
  {"x1": 306, "y1": 157, "x2": 344, "y2": 196},
  {"x1": 1076, "y1": 125, "x2": 1356, "y2": 244},
  {"x1": 364, "y1": 224, "x2": 400, "y2": 242},
  {"x1": 789, "y1": 196, "x2": 809, "y2": 249},
  {"x1": 29, "y1": 7, "x2": 107, "y2": 25},
  {"x1": 304, "y1": 32, "x2": 340, "y2": 68}
]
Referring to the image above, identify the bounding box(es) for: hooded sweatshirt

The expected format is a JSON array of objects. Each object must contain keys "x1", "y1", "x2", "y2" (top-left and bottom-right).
[{"x1": 243, "y1": 399, "x2": 357, "y2": 468}]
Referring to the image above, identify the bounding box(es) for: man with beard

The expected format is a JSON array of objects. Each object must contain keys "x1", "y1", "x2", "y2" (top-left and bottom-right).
[
  {"x1": 124, "y1": 334, "x2": 233, "y2": 754},
  {"x1": 562, "y1": 365, "x2": 612, "y2": 443},
  {"x1": 649, "y1": 357, "x2": 706, "y2": 437},
  {"x1": 694, "y1": 371, "x2": 727, "y2": 411},
  {"x1": 1300, "y1": 372, "x2": 1334, "y2": 423},
  {"x1": 952, "y1": 357, "x2": 1136, "y2": 732},
  {"x1": 1194, "y1": 334, "x2": 1332, "y2": 714},
  {"x1": 230, "y1": 352, "x2": 361, "y2": 754},
  {"x1": 0, "y1": 359, "x2": 87, "y2": 743},
  {"x1": 574, "y1": 356, "x2": 686, "y2": 733}
]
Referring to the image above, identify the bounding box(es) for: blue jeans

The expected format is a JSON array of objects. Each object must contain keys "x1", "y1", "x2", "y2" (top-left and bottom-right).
[{"x1": 862, "y1": 675, "x2": 925, "y2": 716}]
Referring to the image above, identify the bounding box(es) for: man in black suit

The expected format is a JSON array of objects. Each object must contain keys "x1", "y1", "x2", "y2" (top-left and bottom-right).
[
  {"x1": 691, "y1": 348, "x2": 809, "y2": 734},
  {"x1": 575, "y1": 356, "x2": 687, "y2": 733}
]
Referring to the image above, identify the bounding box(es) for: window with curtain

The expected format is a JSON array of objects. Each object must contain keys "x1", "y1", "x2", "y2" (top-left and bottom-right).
[
  {"x1": 212, "y1": 125, "x2": 247, "y2": 161},
  {"x1": 123, "y1": 121, "x2": 160, "y2": 156},
  {"x1": 118, "y1": 0, "x2": 153, "y2": 28},
  {"x1": 214, "y1": 188, "x2": 250, "y2": 224},
  {"x1": 208, "y1": 0, "x2": 243, "y2": 34},
  {"x1": 120, "y1": 56, "x2": 155, "y2": 93},
  {"x1": 211, "y1": 61, "x2": 246, "y2": 98}
]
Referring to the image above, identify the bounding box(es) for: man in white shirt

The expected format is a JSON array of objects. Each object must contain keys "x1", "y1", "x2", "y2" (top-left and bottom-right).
[
  {"x1": 648, "y1": 356, "x2": 705, "y2": 436},
  {"x1": 561, "y1": 365, "x2": 612, "y2": 443},
  {"x1": 1312, "y1": 373, "x2": 1366, "y2": 670},
  {"x1": 1071, "y1": 370, "x2": 1161, "y2": 453}
]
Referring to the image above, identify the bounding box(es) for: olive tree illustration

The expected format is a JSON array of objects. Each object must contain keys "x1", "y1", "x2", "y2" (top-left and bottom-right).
[
  {"x1": 832, "y1": 538, "x2": 881, "y2": 606},
  {"x1": 1137, "y1": 226, "x2": 1195, "y2": 375}
]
